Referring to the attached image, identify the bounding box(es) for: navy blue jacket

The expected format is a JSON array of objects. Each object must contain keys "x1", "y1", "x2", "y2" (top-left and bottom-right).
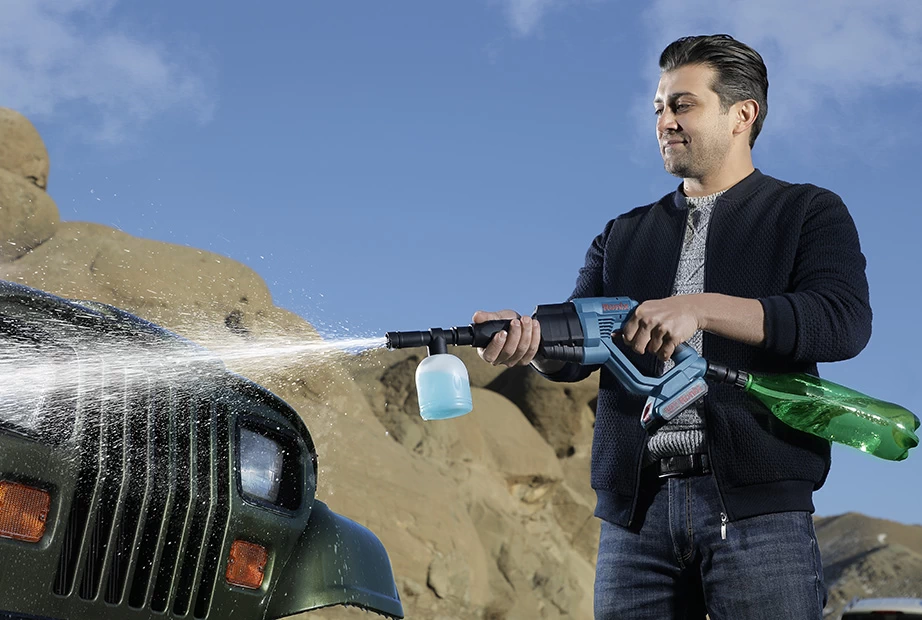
[{"x1": 543, "y1": 169, "x2": 872, "y2": 526}]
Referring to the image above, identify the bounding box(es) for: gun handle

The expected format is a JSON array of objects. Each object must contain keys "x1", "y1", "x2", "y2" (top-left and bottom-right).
[
  {"x1": 672, "y1": 342, "x2": 696, "y2": 362},
  {"x1": 470, "y1": 319, "x2": 583, "y2": 362},
  {"x1": 470, "y1": 320, "x2": 513, "y2": 348}
]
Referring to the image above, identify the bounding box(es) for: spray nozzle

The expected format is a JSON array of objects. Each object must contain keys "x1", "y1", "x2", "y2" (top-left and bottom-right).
[{"x1": 385, "y1": 320, "x2": 512, "y2": 355}]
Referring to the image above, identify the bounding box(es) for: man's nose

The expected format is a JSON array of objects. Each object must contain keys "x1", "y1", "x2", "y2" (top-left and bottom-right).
[{"x1": 657, "y1": 108, "x2": 678, "y2": 133}]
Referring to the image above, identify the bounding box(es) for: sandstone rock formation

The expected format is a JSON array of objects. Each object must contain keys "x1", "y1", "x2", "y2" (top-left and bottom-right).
[
  {"x1": 0, "y1": 108, "x2": 50, "y2": 190},
  {"x1": 1, "y1": 107, "x2": 918, "y2": 619}
]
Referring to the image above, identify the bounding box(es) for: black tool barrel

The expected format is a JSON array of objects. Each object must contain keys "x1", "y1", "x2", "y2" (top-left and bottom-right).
[{"x1": 385, "y1": 320, "x2": 511, "y2": 351}]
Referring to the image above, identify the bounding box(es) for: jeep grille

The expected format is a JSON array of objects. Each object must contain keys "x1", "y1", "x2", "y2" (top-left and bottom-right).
[{"x1": 52, "y1": 366, "x2": 232, "y2": 619}]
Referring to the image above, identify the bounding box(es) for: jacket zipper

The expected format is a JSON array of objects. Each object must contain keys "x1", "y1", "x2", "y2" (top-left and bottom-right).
[
  {"x1": 704, "y1": 196, "x2": 732, "y2": 541},
  {"x1": 627, "y1": 442, "x2": 647, "y2": 529},
  {"x1": 704, "y1": 391, "x2": 731, "y2": 540}
]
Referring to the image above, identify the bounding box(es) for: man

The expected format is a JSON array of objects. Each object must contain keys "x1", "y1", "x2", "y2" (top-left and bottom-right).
[{"x1": 474, "y1": 35, "x2": 871, "y2": 619}]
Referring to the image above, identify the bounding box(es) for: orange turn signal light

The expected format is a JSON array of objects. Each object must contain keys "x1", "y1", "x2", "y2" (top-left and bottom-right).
[
  {"x1": 0, "y1": 481, "x2": 50, "y2": 543},
  {"x1": 226, "y1": 540, "x2": 268, "y2": 589}
]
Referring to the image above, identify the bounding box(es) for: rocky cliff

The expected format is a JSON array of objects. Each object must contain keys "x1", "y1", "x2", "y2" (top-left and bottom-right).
[{"x1": 0, "y1": 108, "x2": 918, "y2": 619}]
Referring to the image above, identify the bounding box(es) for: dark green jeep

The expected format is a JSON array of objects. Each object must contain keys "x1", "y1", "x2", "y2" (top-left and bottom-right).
[{"x1": 0, "y1": 281, "x2": 403, "y2": 619}]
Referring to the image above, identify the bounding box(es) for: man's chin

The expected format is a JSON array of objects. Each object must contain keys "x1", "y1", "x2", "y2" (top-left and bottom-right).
[{"x1": 663, "y1": 161, "x2": 688, "y2": 178}]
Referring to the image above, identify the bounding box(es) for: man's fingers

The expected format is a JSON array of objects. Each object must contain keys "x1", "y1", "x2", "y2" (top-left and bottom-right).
[
  {"x1": 473, "y1": 309, "x2": 520, "y2": 323},
  {"x1": 622, "y1": 312, "x2": 651, "y2": 355},
  {"x1": 475, "y1": 309, "x2": 524, "y2": 365},
  {"x1": 474, "y1": 310, "x2": 541, "y2": 367},
  {"x1": 472, "y1": 310, "x2": 501, "y2": 323},
  {"x1": 522, "y1": 318, "x2": 542, "y2": 365},
  {"x1": 483, "y1": 319, "x2": 522, "y2": 366},
  {"x1": 632, "y1": 335, "x2": 650, "y2": 356},
  {"x1": 507, "y1": 316, "x2": 536, "y2": 366},
  {"x1": 497, "y1": 318, "x2": 524, "y2": 365},
  {"x1": 626, "y1": 320, "x2": 651, "y2": 355},
  {"x1": 647, "y1": 325, "x2": 675, "y2": 360},
  {"x1": 648, "y1": 327, "x2": 665, "y2": 356},
  {"x1": 659, "y1": 342, "x2": 677, "y2": 362},
  {"x1": 621, "y1": 315, "x2": 638, "y2": 344},
  {"x1": 479, "y1": 329, "x2": 508, "y2": 364}
]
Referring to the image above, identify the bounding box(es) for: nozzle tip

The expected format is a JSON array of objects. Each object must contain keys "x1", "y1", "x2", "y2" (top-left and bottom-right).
[{"x1": 383, "y1": 329, "x2": 432, "y2": 351}]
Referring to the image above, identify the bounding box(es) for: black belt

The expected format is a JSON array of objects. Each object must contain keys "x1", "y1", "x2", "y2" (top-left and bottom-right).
[{"x1": 654, "y1": 454, "x2": 711, "y2": 479}]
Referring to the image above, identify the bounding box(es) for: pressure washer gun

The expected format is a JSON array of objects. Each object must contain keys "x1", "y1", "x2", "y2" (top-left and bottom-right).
[{"x1": 385, "y1": 297, "x2": 743, "y2": 431}]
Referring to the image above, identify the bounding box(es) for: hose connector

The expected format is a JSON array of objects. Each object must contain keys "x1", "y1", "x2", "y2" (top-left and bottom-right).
[{"x1": 706, "y1": 363, "x2": 749, "y2": 389}]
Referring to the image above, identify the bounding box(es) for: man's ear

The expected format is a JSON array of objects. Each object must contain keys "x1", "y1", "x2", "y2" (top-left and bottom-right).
[{"x1": 733, "y1": 99, "x2": 759, "y2": 137}]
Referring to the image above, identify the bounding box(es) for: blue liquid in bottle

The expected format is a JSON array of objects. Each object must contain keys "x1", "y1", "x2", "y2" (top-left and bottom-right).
[{"x1": 415, "y1": 354, "x2": 473, "y2": 421}]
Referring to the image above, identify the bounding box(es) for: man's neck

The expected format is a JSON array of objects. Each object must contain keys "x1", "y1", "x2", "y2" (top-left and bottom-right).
[{"x1": 683, "y1": 155, "x2": 755, "y2": 197}]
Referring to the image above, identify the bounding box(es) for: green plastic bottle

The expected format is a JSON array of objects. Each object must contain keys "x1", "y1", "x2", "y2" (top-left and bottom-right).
[{"x1": 743, "y1": 372, "x2": 920, "y2": 461}]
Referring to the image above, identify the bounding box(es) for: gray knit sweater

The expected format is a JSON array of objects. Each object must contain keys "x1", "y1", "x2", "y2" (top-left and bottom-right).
[{"x1": 645, "y1": 190, "x2": 724, "y2": 462}]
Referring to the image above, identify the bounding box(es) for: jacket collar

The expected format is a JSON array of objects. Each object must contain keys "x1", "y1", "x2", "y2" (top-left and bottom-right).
[{"x1": 670, "y1": 168, "x2": 765, "y2": 210}]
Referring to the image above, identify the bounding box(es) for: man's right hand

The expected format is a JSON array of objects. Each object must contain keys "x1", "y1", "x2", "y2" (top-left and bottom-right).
[{"x1": 471, "y1": 309, "x2": 541, "y2": 367}]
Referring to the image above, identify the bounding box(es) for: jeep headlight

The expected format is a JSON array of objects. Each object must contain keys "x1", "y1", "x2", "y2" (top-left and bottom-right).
[{"x1": 238, "y1": 428, "x2": 284, "y2": 504}]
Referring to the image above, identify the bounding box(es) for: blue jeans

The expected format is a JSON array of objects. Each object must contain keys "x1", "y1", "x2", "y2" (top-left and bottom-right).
[{"x1": 594, "y1": 473, "x2": 826, "y2": 619}]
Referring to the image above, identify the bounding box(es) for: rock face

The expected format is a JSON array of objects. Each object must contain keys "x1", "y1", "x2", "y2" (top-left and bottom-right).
[
  {"x1": 1, "y1": 107, "x2": 919, "y2": 619},
  {"x1": 0, "y1": 108, "x2": 57, "y2": 261},
  {"x1": 487, "y1": 365, "x2": 598, "y2": 458},
  {"x1": 0, "y1": 167, "x2": 59, "y2": 261},
  {"x1": 0, "y1": 108, "x2": 50, "y2": 190}
]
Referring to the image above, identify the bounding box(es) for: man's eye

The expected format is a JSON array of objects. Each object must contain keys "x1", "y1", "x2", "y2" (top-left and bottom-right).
[
  {"x1": 675, "y1": 103, "x2": 690, "y2": 111},
  {"x1": 654, "y1": 109, "x2": 663, "y2": 116}
]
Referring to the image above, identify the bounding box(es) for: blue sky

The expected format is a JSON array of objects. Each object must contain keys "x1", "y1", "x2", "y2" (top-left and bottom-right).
[{"x1": 5, "y1": 0, "x2": 921, "y2": 525}]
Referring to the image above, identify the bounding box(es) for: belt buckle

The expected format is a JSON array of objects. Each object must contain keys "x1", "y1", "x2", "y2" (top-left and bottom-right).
[
  {"x1": 658, "y1": 469, "x2": 686, "y2": 480},
  {"x1": 657, "y1": 454, "x2": 709, "y2": 479}
]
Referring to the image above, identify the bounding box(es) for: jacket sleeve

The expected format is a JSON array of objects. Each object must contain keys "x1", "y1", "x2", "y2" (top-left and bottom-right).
[
  {"x1": 759, "y1": 192, "x2": 872, "y2": 363},
  {"x1": 534, "y1": 220, "x2": 613, "y2": 383}
]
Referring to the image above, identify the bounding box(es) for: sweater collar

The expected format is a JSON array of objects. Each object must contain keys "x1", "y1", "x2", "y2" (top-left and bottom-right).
[{"x1": 671, "y1": 168, "x2": 765, "y2": 210}]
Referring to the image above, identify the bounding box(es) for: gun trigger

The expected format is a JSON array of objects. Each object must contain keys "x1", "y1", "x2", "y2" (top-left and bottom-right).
[{"x1": 640, "y1": 396, "x2": 663, "y2": 431}]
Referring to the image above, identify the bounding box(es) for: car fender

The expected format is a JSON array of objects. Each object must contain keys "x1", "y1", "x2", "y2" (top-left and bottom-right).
[{"x1": 265, "y1": 500, "x2": 403, "y2": 619}]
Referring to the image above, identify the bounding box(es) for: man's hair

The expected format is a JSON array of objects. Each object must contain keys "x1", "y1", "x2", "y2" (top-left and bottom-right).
[{"x1": 659, "y1": 34, "x2": 768, "y2": 148}]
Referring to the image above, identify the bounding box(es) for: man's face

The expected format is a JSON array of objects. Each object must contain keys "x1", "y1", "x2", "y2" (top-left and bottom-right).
[{"x1": 654, "y1": 64, "x2": 734, "y2": 181}]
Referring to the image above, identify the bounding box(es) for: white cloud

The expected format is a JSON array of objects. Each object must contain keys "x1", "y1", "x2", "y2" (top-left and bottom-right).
[
  {"x1": 0, "y1": 0, "x2": 214, "y2": 144},
  {"x1": 642, "y1": 0, "x2": 922, "y2": 133},
  {"x1": 500, "y1": 0, "x2": 567, "y2": 37}
]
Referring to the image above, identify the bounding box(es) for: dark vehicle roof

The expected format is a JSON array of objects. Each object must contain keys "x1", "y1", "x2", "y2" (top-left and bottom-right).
[
  {"x1": 842, "y1": 598, "x2": 922, "y2": 618},
  {"x1": 0, "y1": 280, "x2": 315, "y2": 457}
]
